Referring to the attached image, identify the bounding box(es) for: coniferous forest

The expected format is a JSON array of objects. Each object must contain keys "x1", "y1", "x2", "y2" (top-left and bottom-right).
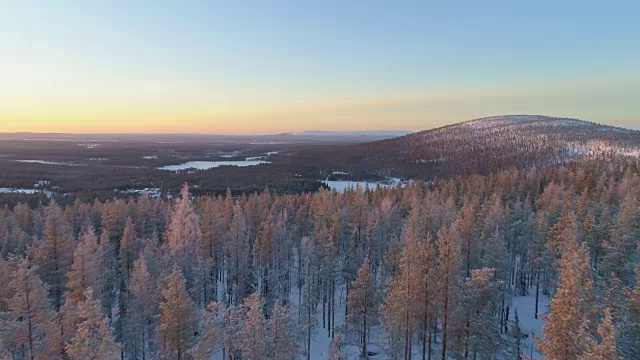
[
  {"x1": 3, "y1": 0, "x2": 640, "y2": 358},
  {"x1": 0, "y1": 157, "x2": 639, "y2": 359}
]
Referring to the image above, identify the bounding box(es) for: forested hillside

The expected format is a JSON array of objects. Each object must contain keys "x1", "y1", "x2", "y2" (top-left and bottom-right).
[
  {"x1": 333, "y1": 115, "x2": 640, "y2": 179},
  {"x1": 0, "y1": 157, "x2": 639, "y2": 359}
]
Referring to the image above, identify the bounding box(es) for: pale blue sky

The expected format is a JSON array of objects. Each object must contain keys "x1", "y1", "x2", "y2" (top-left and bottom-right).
[{"x1": 1, "y1": 1, "x2": 638, "y2": 133}]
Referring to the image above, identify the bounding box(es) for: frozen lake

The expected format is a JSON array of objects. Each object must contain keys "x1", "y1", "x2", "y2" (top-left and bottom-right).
[
  {"x1": 323, "y1": 178, "x2": 402, "y2": 192},
  {"x1": 158, "y1": 160, "x2": 270, "y2": 171}
]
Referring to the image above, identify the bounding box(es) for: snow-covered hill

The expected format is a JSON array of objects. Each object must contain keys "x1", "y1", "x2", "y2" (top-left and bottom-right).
[{"x1": 337, "y1": 115, "x2": 640, "y2": 179}]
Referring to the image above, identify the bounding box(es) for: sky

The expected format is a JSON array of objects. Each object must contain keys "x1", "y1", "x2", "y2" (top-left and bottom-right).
[{"x1": 1, "y1": 1, "x2": 639, "y2": 134}]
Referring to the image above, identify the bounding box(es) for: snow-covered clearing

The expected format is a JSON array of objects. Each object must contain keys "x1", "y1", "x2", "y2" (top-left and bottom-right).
[{"x1": 511, "y1": 293, "x2": 550, "y2": 359}]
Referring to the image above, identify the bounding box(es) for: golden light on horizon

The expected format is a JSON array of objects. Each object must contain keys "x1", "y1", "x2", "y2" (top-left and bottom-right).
[{"x1": 2, "y1": 77, "x2": 639, "y2": 134}]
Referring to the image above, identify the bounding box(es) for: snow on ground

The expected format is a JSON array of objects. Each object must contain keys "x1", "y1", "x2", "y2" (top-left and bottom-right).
[
  {"x1": 0, "y1": 188, "x2": 39, "y2": 194},
  {"x1": 158, "y1": 160, "x2": 270, "y2": 171},
  {"x1": 122, "y1": 188, "x2": 162, "y2": 197},
  {"x1": 511, "y1": 293, "x2": 550, "y2": 359},
  {"x1": 0, "y1": 187, "x2": 53, "y2": 197},
  {"x1": 322, "y1": 180, "x2": 381, "y2": 192},
  {"x1": 14, "y1": 159, "x2": 86, "y2": 166},
  {"x1": 290, "y1": 285, "x2": 388, "y2": 360},
  {"x1": 246, "y1": 151, "x2": 283, "y2": 161},
  {"x1": 78, "y1": 143, "x2": 102, "y2": 148},
  {"x1": 206, "y1": 282, "x2": 549, "y2": 359},
  {"x1": 566, "y1": 139, "x2": 640, "y2": 159}
]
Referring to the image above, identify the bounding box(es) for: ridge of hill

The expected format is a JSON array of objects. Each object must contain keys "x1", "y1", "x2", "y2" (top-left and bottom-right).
[{"x1": 332, "y1": 115, "x2": 640, "y2": 179}]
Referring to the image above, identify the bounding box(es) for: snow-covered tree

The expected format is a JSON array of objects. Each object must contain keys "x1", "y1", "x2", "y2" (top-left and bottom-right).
[
  {"x1": 34, "y1": 201, "x2": 74, "y2": 310},
  {"x1": 380, "y1": 233, "x2": 426, "y2": 359},
  {"x1": 620, "y1": 266, "x2": 640, "y2": 357},
  {"x1": 191, "y1": 301, "x2": 225, "y2": 360},
  {"x1": 66, "y1": 287, "x2": 120, "y2": 360},
  {"x1": 346, "y1": 258, "x2": 378, "y2": 359},
  {"x1": 238, "y1": 292, "x2": 268, "y2": 359},
  {"x1": 123, "y1": 257, "x2": 159, "y2": 360},
  {"x1": 119, "y1": 217, "x2": 137, "y2": 280},
  {"x1": 269, "y1": 300, "x2": 300, "y2": 359},
  {"x1": 0, "y1": 258, "x2": 61, "y2": 359},
  {"x1": 538, "y1": 238, "x2": 594, "y2": 359},
  {"x1": 462, "y1": 268, "x2": 502, "y2": 359},
  {"x1": 66, "y1": 226, "x2": 103, "y2": 304},
  {"x1": 582, "y1": 308, "x2": 620, "y2": 360},
  {"x1": 329, "y1": 331, "x2": 346, "y2": 360},
  {"x1": 226, "y1": 202, "x2": 251, "y2": 306},
  {"x1": 165, "y1": 185, "x2": 203, "y2": 299},
  {"x1": 158, "y1": 266, "x2": 197, "y2": 360},
  {"x1": 436, "y1": 226, "x2": 461, "y2": 360}
]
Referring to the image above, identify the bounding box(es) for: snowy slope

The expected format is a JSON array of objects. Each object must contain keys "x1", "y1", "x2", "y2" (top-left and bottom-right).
[{"x1": 337, "y1": 115, "x2": 640, "y2": 179}]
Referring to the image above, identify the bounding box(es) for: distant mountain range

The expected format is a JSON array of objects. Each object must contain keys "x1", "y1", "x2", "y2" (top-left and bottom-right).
[{"x1": 330, "y1": 115, "x2": 640, "y2": 179}]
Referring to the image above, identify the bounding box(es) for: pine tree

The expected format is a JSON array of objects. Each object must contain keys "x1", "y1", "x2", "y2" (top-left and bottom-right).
[
  {"x1": 165, "y1": 185, "x2": 203, "y2": 300},
  {"x1": 191, "y1": 301, "x2": 225, "y2": 360},
  {"x1": 197, "y1": 197, "x2": 224, "y2": 304},
  {"x1": 581, "y1": 308, "x2": 620, "y2": 360},
  {"x1": 436, "y1": 226, "x2": 461, "y2": 360},
  {"x1": 66, "y1": 226, "x2": 103, "y2": 304},
  {"x1": 66, "y1": 287, "x2": 120, "y2": 360},
  {"x1": 621, "y1": 266, "x2": 640, "y2": 357},
  {"x1": 601, "y1": 192, "x2": 638, "y2": 284},
  {"x1": 34, "y1": 201, "x2": 74, "y2": 310},
  {"x1": 0, "y1": 256, "x2": 16, "y2": 312},
  {"x1": 124, "y1": 257, "x2": 159, "y2": 360},
  {"x1": 226, "y1": 202, "x2": 251, "y2": 306},
  {"x1": 270, "y1": 300, "x2": 300, "y2": 359},
  {"x1": 347, "y1": 258, "x2": 378, "y2": 359},
  {"x1": 158, "y1": 266, "x2": 197, "y2": 360},
  {"x1": 119, "y1": 217, "x2": 137, "y2": 280},
  {"x1": 537, "y1": 239, "x2": 594, "y2": 359},
  {"x1": 462, "y1": 268, "x2": 501, "y2": 359},
  {"x1": 0, "y1": 258, "x2": 61, "y2": 360},
  {"x1": 380, "y1": 233, "x2": 424, "y2": 359},
  {"x1": 239, "y1": 292, "x2": 269, "y2": 360},
  {"x1": 509, "y1": 310, "x2": 527, "y2": 360},
  {"x1": 417, "y1": 236, "x2": 438, "y2": 360},
  {"x1": 329, "y1": 331, "x2": 345, "y2": 360}
]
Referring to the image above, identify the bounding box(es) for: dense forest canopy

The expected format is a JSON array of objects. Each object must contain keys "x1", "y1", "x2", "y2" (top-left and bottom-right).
[{"x1": 0, "y1": 157, "x2": 639, "y2": 359}]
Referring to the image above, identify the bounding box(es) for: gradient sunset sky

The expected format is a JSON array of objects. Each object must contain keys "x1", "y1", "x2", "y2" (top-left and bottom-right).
[{"x1": 1, "y1": 1, "x2": 639, "y2": 134}]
